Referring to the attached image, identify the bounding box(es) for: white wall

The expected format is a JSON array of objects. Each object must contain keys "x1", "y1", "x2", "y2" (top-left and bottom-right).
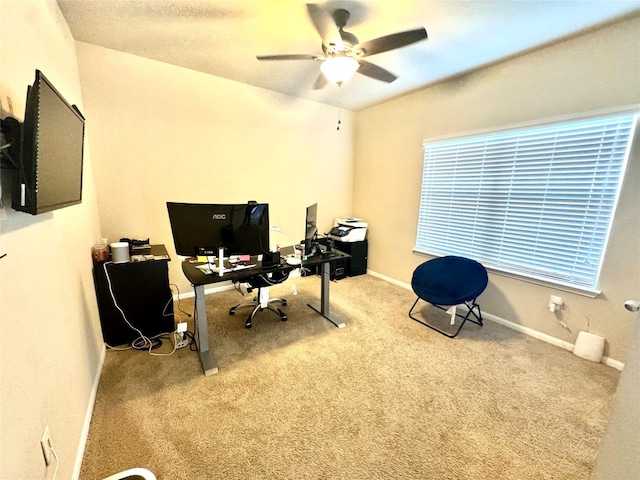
[
  {"x1": 0, "y1": 1, "x2": 105, "y2": 479},
  {"x1": 74, "y1": 43, "x2": 355, "y2": 294},
  {"x1": 354, "y1": 15, "x2": 640, "y2": 363}
]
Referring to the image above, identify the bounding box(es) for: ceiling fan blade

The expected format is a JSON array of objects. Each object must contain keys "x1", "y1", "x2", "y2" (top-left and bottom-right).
[
  {"x1": 256, "y1": 54, "x2": 319, "y2": 61},
  {"x1": 306, "y1": 3, "x2": 343, "y2": 50},
  {"x1": 356, "y1": 27, "x2": 428, "y2": 57},
  {"x1": 312, "y1": 72, "x2": 328, "y2": 90},
  {"x1": 357, "y1": 60, "x2": 398, "y2": 83}
]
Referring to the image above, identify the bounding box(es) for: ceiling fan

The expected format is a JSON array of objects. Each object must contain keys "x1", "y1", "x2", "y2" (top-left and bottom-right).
[{"x1": 256, "y1": 4, "x2": 428, "y2": 88}]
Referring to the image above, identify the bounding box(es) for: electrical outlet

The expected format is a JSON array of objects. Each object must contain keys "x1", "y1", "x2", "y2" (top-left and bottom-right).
[
  {"x1": 40, "y1": 426, "x2": 52, "y2": 466},
  {"x1": 548, "y1": 295, "x2": 564, "y2": 312},
  {"x1": 550, "y1": 295, "x2": 563, "y2": 305}
]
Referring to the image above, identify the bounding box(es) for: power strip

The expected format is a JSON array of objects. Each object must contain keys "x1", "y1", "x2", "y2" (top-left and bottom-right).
[
  {"x1": 173, "y1": 322, "x2": 189, "y2": 349},
  {"x1": 172, "y1": 331, "x2": 188, "y2": 349}
]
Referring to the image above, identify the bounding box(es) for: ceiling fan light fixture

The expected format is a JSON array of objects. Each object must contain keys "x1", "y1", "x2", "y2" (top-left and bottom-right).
[{"x1": 321, "y1": 56, "x2": 359, "y2": 85}]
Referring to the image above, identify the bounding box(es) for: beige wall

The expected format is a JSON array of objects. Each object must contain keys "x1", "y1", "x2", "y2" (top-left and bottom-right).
[
  {"x1": 75, "y1": 43, "x2": 355, "y2": 294},
  {"x1": 0, "y1": 1, "x2": 105, "y2": 479},
  {"x1": 592, "y1": 310, "x2": 640, "y2": 478},
  {"x1": 354, "y1": 15, "x2": 640, "y2": 362}
]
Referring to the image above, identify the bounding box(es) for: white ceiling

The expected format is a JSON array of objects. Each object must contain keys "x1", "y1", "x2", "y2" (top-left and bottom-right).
[{"x1": 57, "y1": 0, "x2": 640, "y2": 111}]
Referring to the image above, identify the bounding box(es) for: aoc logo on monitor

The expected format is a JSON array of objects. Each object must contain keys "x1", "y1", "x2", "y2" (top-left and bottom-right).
[{"x1": 211, "y1": 213, "x2": 226, "y2": 220}]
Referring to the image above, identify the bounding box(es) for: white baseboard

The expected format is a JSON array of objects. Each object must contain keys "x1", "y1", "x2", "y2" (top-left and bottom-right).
[
  {"x1": 602, "y1": 356, "x2": 625, "y2": 370},
  {"x1": 367, "y1": 270, "x2": 624, "y2": 371},
  {"x1": 482, "y1": 311, "x2": 624, "y2": 370},
  {"x1": 72, "y1": 344, "x2": 107, "y2": 479}
]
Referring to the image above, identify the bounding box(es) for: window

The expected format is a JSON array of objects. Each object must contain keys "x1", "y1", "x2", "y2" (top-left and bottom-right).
[{"x1": 415, "y1": 112, "x2": 637, "y2": 295}]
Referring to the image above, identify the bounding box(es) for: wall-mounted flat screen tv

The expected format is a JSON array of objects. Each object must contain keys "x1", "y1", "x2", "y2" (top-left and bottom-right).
[{"x1": 12, "y1": 70, "x2": 85, "y2": 215}]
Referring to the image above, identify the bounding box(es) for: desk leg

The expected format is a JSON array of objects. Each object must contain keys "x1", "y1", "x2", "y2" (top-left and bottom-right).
[
  {"x1": 308, "y1": 260, "x2": 346, "y2": 329},
  {"x1": 194, "y1": 284, "x2": 218, "y2": 376}
]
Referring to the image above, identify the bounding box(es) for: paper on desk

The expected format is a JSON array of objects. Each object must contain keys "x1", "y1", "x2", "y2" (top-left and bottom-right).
[{"x1": 195, "y1": 264, "x2": 215, "y2": 274}]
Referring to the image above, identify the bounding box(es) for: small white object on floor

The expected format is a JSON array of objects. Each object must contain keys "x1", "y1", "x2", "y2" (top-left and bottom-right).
[{"x1": 447, "y1": 305, "x2": 457, "y2": 325}]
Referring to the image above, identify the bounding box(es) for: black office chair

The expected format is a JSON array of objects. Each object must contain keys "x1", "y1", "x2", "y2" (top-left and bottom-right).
[
  {"x1": 409, "y1": 256, "x2": 488, "y2": 338},
  {"x1": 230, "y1": 269, "x2": 291, "y2": 328}
]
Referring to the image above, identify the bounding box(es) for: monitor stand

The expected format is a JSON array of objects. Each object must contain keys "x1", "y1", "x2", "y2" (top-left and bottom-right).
[
  {"x1": 206, "y1": 248, "x2": 227, "y2": 276},
  {"x1": 310, "y1": 238, "x2": 333, "y2": 257},
  {"x1": 310, "y1": 241, "x2": 325, "y2": 256}
]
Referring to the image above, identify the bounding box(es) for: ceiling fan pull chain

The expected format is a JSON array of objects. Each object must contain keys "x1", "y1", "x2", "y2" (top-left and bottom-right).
[{"x1": 337, "y1": 86, "x2": 342, "y2": 131}]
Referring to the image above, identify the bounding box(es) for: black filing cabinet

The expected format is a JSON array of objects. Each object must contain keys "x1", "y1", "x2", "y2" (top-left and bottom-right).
[
  {"x1": 92, "y1": 244, "x2": 174, "y2": 346},
  {"x1": 317, "y1": 238, "x2": 368, "y2": 279},
  {"x1": 333, "y1": 239, "x2": 368, "y2": 276}
]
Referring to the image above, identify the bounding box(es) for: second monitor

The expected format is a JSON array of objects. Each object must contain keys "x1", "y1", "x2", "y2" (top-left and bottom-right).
[
  {"x1": 303, "y1": 203, "x2": 318, "y2": 256},
  {"x1": 303, "y1": 202, "x2": 333, "y2": 258}
]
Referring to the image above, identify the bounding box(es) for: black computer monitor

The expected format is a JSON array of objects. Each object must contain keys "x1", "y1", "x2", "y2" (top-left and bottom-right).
[
  {"x1": 166, "y1": 202, "x2": 270, "y2": 257},
  {"x1": 304, "y1": 203, "x2": 318, "y2": 255}
]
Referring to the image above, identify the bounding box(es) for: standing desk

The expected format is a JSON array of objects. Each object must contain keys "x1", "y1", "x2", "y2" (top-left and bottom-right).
[{"x1": 182, "y1": 250, "x2": 350, "y2": 376}]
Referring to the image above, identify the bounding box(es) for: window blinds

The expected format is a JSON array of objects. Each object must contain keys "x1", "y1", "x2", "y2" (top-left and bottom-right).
[{"x1": 415, "y1": 113, "x2": 637, "y2": 292}]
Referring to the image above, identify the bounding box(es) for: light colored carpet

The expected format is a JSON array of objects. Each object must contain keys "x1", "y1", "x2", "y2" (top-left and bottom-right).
[{"x1": 80, "y1": 274, "x2": 619, "y2": 480}]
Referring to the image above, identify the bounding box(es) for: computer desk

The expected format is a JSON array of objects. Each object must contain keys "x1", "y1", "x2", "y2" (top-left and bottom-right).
[{"x1": 182, "y1": 250, "x2": 350, "y2": 376}]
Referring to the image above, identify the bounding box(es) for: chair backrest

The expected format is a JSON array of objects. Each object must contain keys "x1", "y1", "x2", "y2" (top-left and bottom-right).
[{"x1": 247, "y1": 269, "x2": 291, "y2": 289}]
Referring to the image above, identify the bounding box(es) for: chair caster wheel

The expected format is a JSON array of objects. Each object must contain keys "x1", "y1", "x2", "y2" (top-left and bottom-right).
[
  {"x1": 278, "y1": 309, "x2": 287, "y2": 321},
  {"x1": 281, "y1": 299, "x2": 288, "y2": 306},
  {"x1": 245, "y1": 321, "x2": 252, "y2": 329},
  {"x1": 229, "y1": 307, "x2": 237, "y2": 315}
]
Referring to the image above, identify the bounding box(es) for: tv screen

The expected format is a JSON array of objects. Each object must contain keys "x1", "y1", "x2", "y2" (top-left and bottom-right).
[
  {"x1": 13, "y1": 70, "x2": 85, "y2": 215},
  {"x1": 166, "y1": 202, "x2": 270, "y2": 257}
]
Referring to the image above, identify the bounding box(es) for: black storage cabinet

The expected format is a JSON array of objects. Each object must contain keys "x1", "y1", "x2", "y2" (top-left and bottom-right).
[
  {"x1": 315, "y1": 238, "x2": 368, "y2": 279},
  {"x1": 93, "y1": 245, "x2": 174, "y2": 346},
  {"x1": 334, "y1": 239, "x2": 368, "y2": 276}
]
